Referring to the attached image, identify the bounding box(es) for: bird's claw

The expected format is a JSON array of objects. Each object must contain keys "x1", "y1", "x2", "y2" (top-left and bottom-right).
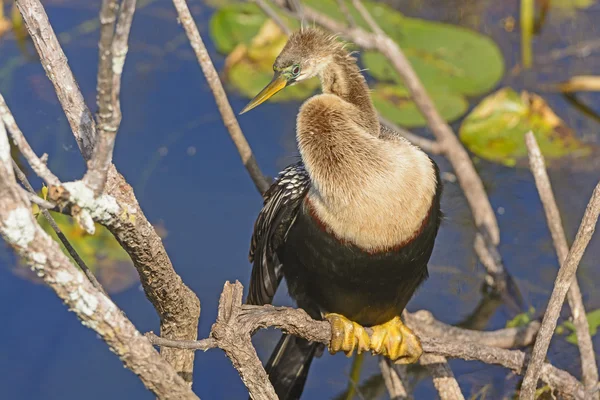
[
  {"x1": 325, "y1": 313, "x2": 370, "y2": 357},
  {"x1": 370, "y1": 316, "x2": 422, "y2": 364}
]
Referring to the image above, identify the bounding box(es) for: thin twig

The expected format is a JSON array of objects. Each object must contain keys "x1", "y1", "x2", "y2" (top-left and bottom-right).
[
  {"x1": 338, "y1": 0, "x2": 356, "y2": 28},
  {"x1": 171, "y1": 0, "x2": 270, "y2": 195},
  {"x1": 253, "y1": 0, "x2": 291, "y2": 35},
  {"x1": 147, "y1": 282, "x2": 585, "y2": 400},
  {"x1": 521, "y1": 134, "x2": 600, "y2": 399},
  {"x1": 0, "y1": 94, "x2": 60, "y2": 186},
  {"x1": 405, "y1": 310, "x2": 465, "y2": 400},
  {"x1": 11, "y1": 160, "x2": 108, "y2": 297},
  {"x1": 420, "y1": 354, "x2": 465, "y2": 400},
  {"x1": 352, "y1": 0, "x2": 383, "y2": 36},
  {"x1": 84, "y1": 0, "x2": 137, "y2": 195},
  {"x1": 379, "y1": 358, "x2": 411, "y2": 400},
  {"x1": 520, "y1": 182, "x2": 600, "y2": 398},
  {"x1": 406, "y1": 310, "x2": 540, "y2": 349},
  {"x1": 15, "y1": 0, "x2": 96, "y2": 159},
  {"x1": 23, "y1": 190, "x2": 56, "y2": 209},
  {"x1": 0, "y1": 160, "x2": 198, "y2": 400},
  {"x1": 526, "y1": 132, "x2": 598, "y2": 397}
]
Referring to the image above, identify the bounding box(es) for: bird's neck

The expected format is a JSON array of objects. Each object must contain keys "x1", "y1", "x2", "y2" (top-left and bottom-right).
[{"x1": 319, "y1": 54, "x2": 380, "y2": 136}]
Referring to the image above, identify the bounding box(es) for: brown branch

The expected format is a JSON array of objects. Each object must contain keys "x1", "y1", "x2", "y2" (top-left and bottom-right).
[
  {"x1": 380, "y1": 358, "x2": 412, "y2": 400},
  {"x1": 425, "y1": 337, "x2": 586, "y2": 400},
  {"x1": 521, "y1": 134, "x2": 600, "y2": 398},
  {"x1": 406, "y1": 310, "x2": 540, "y2": 349},
  {"x1": 15, "y1": 0, "x2": 200, "y2": 382},
  {"x1": 0, "y1": 125, "x2": 199, "y2": 400},
  {"x1": 352, "y1": 0, "x2": 383, "y2": 36},
  {"x1": 405, "y1": 309, "x2": 464, "y2": 400},
  {"x1": 15, "y1": 0, "x2": 96, "y2": 160},
  {"x1": 11, "y1": 159, "x2": 108, "y2": 297},
  {"x1": 526, "y1": 132, "x2": 598, "y2": 397},
  {"x1": 172, "y1": 0, "x2": 270, "y2": 196},
  {"x1": 419, "y1": 354, "x2": 465, "y2": 400},
  {"x1": 338, "y1": 0, "x2": 356, "y2": 28},
  {"x1": 84, "y1": 0, "x2": 137, "y2": 195},
  {"x1": 148, "y1": 282, "x2": 585, "y2": 400},
  {"x1": 22, "y1": 189, "x2": 56, "y2": 210},
  {"x1": 0, "y1": 94, "x2": 60, "y2": 186},
  {"x1": 270, "y1": 0, "x2": 513, "y2": 302}
]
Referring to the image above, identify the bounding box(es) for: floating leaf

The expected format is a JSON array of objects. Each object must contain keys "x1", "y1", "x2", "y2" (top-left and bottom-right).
[
  {"x1": 360, "y1": 2, "x2": 504, "y2": 97},
  {"x1": 209, "y1": 2, "x2": 270, "y2": 54},
  {"x1": 459, "y1": 88, "x2": 593, "y2": 167},
  {"x1": 372, "y1": 84, "x2": 468, "y2": 128}
]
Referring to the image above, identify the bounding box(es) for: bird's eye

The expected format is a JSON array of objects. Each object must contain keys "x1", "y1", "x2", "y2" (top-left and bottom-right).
[{"x1": 291, "y1": 65, "x2": 301, "y2": 77}]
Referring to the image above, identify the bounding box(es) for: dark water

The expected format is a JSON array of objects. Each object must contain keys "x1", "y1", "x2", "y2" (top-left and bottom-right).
[{"x1": 0, "y1": 0, "x2": 599, "y2": 399}]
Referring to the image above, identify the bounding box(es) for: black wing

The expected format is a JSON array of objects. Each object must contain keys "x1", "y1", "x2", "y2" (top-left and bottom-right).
[{"x1": 248, "y1": 162, "x2": 310, "y2": 305}]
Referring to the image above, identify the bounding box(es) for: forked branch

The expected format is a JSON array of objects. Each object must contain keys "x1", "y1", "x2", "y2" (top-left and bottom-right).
[
  {"x1": 520, "y1": 133, "x2": 600, "y2": 398},
  {"x1": 0, "y1": 121, "x2": 199, "y2": 400},
  {"x1": 83, "y1": 0, "x2": 137, "y2": 195},
  {"x1": 15, "y1": 0, "x2": 200, "y2": 382},
  {"x1": 148, "y1": 282, "x2": 585, "y2": 400}
]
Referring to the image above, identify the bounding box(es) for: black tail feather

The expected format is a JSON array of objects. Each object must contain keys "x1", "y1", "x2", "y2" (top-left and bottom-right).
[{"x1": 259, "y1": 334, "x2": 320, "y2": 400}]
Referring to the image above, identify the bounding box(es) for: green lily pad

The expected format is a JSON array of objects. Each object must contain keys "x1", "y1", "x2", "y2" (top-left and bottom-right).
[
  {"x1": 459, "y1": 88, "x2": 593, "y2": 167},
  {"x1": 360, "y1": 2, "x2": 504, "y2": 96},
  {"x1": 372, "y1": 84, "x2": 468, "y2": 128},
  {"x1": 209, "y1": 2, "x2": 268, "y2": 54}
]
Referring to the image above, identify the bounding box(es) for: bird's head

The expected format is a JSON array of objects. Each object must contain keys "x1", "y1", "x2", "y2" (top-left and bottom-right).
[{"x1": 240, "y1": 28, "x2": 342, "y2": 114}]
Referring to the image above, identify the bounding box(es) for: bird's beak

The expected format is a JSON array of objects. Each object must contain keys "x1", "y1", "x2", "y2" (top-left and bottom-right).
[{"x1": 240, "y1": 72, "x2": 287, "y2": 114}]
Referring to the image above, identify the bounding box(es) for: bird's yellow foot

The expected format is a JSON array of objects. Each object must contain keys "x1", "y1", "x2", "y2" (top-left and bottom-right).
[
  {"x1": 370, "y1": 316, "x2": 422, "y2": 364},
  {"x1": 325, "y1": 313, "x2": 370, "y2": 357}
]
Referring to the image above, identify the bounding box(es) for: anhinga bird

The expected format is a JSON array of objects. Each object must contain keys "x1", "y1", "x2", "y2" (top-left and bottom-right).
[{"x1": 241, "y1": 28, "x2": 443, "y2": 399}]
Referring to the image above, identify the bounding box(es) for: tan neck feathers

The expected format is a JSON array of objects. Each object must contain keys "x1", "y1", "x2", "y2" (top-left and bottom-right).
[
  {"x1": 319, "y1": 52, "x2": 380, "y2": 137},
  {"x1": 297, "y1": 94, "x2": 437, "y2": 252}
]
